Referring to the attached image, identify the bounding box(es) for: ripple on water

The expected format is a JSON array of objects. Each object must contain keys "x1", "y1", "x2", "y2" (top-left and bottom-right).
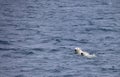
[
  {"x1": 31, "y1": 48, "x2": 44, "y2": 51},
  {"x1": 0, "y1": 40, "x2": 11, "y2": 45},
  {"x1": 14, "y1": 75, "x2": 25, "y2": 77},
  {"x1": 12, "y1": 51, "x2": 34, "y2": 55},
  {"x1": 0, "y1": 48, "x2": 18, "y2": 51}
]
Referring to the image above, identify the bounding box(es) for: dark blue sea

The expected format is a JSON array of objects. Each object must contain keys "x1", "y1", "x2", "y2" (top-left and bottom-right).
[{"x1": 0, "y1": 0, "x2": 120, "y2": 77}]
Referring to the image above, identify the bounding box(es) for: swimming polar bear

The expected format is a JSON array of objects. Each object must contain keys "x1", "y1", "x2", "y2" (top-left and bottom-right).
[{"x1": 74, "y1": 47, "x2": 96, "y2": 58}]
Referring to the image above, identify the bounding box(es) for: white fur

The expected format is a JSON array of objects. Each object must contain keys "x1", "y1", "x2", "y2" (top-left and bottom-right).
[{"x1": 75, "y1": 47, "x2": 96, "y2": 58}]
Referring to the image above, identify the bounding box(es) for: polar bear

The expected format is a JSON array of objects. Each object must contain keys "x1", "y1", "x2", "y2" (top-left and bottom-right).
[{"x1": 74, "y1": 47, "x2": 96, "y2": 58}]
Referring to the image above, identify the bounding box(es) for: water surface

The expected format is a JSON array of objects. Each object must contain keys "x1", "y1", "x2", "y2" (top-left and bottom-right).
[{"x1": 0, "y1": 0, "x2": 120, "y2": 77}]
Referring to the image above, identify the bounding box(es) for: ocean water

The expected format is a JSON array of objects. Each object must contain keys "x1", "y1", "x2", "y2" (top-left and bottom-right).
[{"x1": 0, "y1": 0, "x2": 120, "y2": 77}]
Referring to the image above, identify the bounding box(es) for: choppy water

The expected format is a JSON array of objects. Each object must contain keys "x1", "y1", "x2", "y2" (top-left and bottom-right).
[{"x1": 0, "y1": 0, "x2": 120, "y2": 77}]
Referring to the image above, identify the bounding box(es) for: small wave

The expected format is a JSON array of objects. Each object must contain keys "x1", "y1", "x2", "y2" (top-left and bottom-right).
[
  {"x1": 0, "y1": 48, "x2": 17, "y2": 51},
  {"x1": 12, "y1": 51, "x2": 34, "y2": 55},
  {"x1": 32, "y1": 48, "x2": 44, "y2": 51},
  {"x1": 62, "y1": 74, "x2": 74, "y2": 77},
  {"x1": 78, "y1": 39, "x2": 89, "y2": 44},
  {"x1": 14, "y1": 74, "x2": 25, "y2": 77},
  {"x1": 2, "y1": 53, "x2": 12, "y2": 58},
  {"x1": 99, "y1": 28, "x2": 117, "y2": 32},
  {"x1": 85, "y1": 27, "x2": 118, "y2": 32},
  {"x1": 101, "y1": 66, "x2": 120, "y2": 73},
  {"x1": 64, "y1": 38, "x2": 78, "y2": 42},
  {"x1": 0, "y1": 40, "x2": 11, "y2": 45}
]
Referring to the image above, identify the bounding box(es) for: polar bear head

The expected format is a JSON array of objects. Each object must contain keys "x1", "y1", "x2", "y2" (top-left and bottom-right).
[{"x1": 74, "y1": 47, "x2": 84, "y2": 56}]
